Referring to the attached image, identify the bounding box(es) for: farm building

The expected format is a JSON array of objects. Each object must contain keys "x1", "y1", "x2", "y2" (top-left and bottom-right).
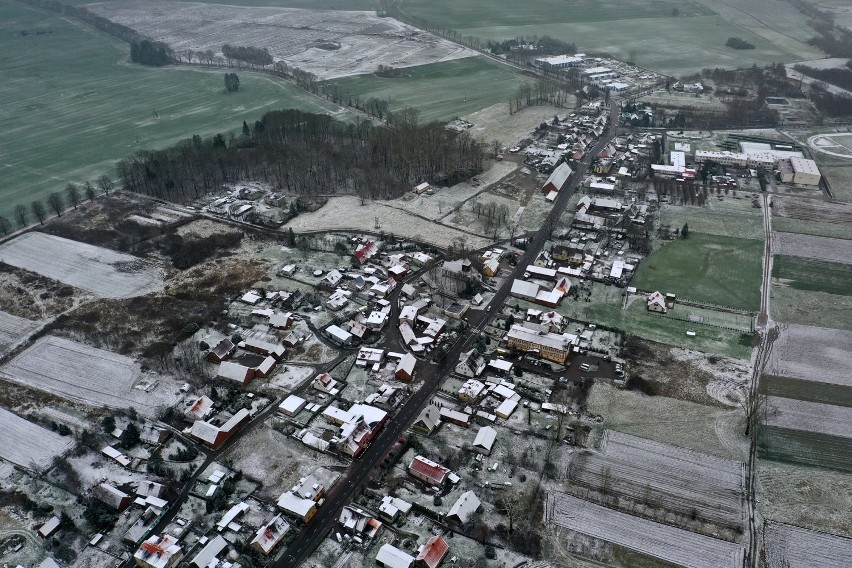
[
  {"x1": 416, "y1": 535, "x2": 449, "y2": 568},
  {"x1": 376, "y1": 543, "x2": 415, "y2": 568},
  {"x1": 254, "y1": 355, "x2": 277, "y2": 378},
  {"x1": 206, "y1": 338, "x2": 235, "y2": 362},
  {"x1": 268, "y1": 312, "x2": 294, "y2": 329},
  {"x1": 279, "y1": 395, "x2": 307, "y2": 417},
  {"x1": 243, "y1": 338, "x2": 286, "y2": 360},
  {"x1": 542, "y1": 162, "x2": 573, "y2": 194},
  {"x1": 482, "y1": 257, "x2": 500, "y2": 277},
  {"x1": 413, "y1": 405, "x2": 441, "y2": 434},
  {"x1": 251, "y1": 515, "x2": 290, "y2": 556},
  {"x1": 510, "y1": 279, "x2": 541, "y2": 302},
  {"x1": 134, "y1": 534, "x2": 183, "y2": 568},
  {"x1": 395, "y1": 353, "x2": 417, "y2": 381},
  {"x1": 379, "y1": 496, "x2": 413, "y2": 522},
  {"x1": 408, "y1": 455, "x2": 450, "y2": 486},
  {"x1": 216, "y1": 361, "x2": 255, "y2": 385},
  {"x1": 534, "y1": 54, "x2": 584, "y2": 68},
  {"x1": 506, "y1": 324, "x2": 577, "y2": 364},
  {"x1": 786, "y1": 156, "x2": 821, "y2": 186},
  {"x1": 447, "y1": 491, "x2": 481, "y2": 524},
  {"x1": 102, "y1": 445, "x2": 132, "y2": 468},
  {"x1": 472, "y1": 426, "x2": 497, "y2": 455},
  {"x1": 189, "y1": 409, "x2": 251, "y2": 449},
  {"x1": 496, "y1": 398, "x2": 519, "y2": 420},
  {"x1": 647, "y1": 291, "x2": 668, "y2": 313},
  {"x1": 38, "y1": 516, "x2": 61, "y2": 539},
  {"x1": 439, "y1": 408, "x2": 472, "y2": 428}
]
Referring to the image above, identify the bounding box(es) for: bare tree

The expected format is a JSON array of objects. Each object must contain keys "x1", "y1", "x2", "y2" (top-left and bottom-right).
[
  {"x1": 14, "y1": 204, "x2": 28, "y2": 227},
  {"x1": 84, "y1": 181, "x2": 97, "y2": 202},
  {"x1": 0, "y1": 215, "x2": 10, "y2": 236},
  {"x1": 65, "y1": 183, "x2": 81, "y2": 210},
  {"x1": 47, "y1": 192, "x2": 64, "y2": 217},
  {"x1": 31, "y1": 200, "x2": 46, "y2": 224},
  {"x1": 97, "y1": 174, "x2": 114, "y2": 195}
]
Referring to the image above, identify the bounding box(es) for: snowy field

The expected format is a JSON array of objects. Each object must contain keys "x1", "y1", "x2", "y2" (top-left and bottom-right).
[
  {"x1": 86, "y1": 1, "x2": 474, "y2": 80},
  {"x1": 568, "y1": 430, "x2": 745, "y2": 527},
  {"x1": 265, "y1": 365, "x2": 314, "y2": 392},
  {"x1": 0, "y1": 407, "x2": 74, "y2": 471},
  {"x1": 765, "y1": 324, "x2": 852, "y2": 387},
  {"x1": 0, "y1": 232, "x2": 163, "y2": 298},
  {"x1": 764, "y1": 522, "x2": 852, "y2": 568},
  {"x1": 545, "y1": 492, "x2": 745, "y2": 568},
  {"x1": 0, "y1": 310, "x2": 39, "y2": 354},
  {"x1": 765, "y1": 396, "x2": 852, "y2": 439},
  {"x1": 772, "y1": 232, "x2": 852, "y2": 264},
  {"x1": 1, "y1": 336, "x2": 178, "y2": 413}
]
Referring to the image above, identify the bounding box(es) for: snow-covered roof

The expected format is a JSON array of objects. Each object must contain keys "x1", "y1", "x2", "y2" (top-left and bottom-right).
[
  {"x1": 511, "y1": 279, "x2": 541, "y2": 299},
  {"x1": 279, "y1": 394, "x2": 306, "y2": 416},
  {"x1": 376, "y1": 544, "x2": 414, "y2": 568},
  {"x1": 447, "y1": 491, "x2": 481, "y2": 524},
  {"x1": 190, "y1": 534, "x2": 227, "y2": 567},
  {"x1": 473, "y1": 426, "x2": 497, "y2": 453},
  {"x1": 543, "y1": 162, "x2": 573, "y2": 191}
]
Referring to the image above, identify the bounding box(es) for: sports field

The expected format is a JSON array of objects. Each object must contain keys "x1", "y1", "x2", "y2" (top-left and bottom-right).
[
  {"x1": 632, "y1": 233, "x2": 764, "y2": 311},
  {"x1": 0, "y1": 1, "x2": 350, "y2": 220},
  {"x1": 321, "y1": 56, "x2": 534, "y2": 123}
]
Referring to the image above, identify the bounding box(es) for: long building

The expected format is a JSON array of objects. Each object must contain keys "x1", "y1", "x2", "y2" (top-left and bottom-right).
[{"x1": 506, "y1": 324, "x2": 577, "y2": 364}]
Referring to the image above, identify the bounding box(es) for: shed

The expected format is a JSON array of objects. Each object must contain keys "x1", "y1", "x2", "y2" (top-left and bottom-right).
[
  {"x1": 395, "y1": 353, "x2": 416, "y2": 381},
  {"x1": 279, "y1": 394, "x2": 307, "y2": 417},
  {"x1": 190, "y1": 535, "x2": 227, "y2": 568},
  {"x1": 446, "y1": 491, "x2": 481, "y2": 524},
  {"x1": 496, "y1": 398, "x2": 518, "y2": 419},
  {"x1": 472, "y1": 426, "x2": 497, "y2": 455},
  {"x1": 376, "y1": 543, "x2": 415, "y2": 568},
  {"x1": 38, "y1": 516, "x2": 61, "y2": 539}
]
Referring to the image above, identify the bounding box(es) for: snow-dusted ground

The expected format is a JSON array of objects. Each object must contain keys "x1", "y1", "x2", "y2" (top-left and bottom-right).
[
  {"x1": 765, "y1": 324, "x2": 852, "y2": 387},
  {"x1": 545, "y1": 492, "x2": 745, "y2": 568},
  {"x1": 765, "y1": 396, "x2": 852, "y2": 439},
  {"x1": 0, "y1": 232, "x2": 163, "y2": 298},
  {"x1": 764, "y1": 521, "x2": 852, "y2": 568},
  {"x1": 671, "y1": 348, "x2": 750, "y2": 407},
  {"x1": 772, "y1": 232, "x2": 852, "y2": 264},
  {"x1": 1, "y1": 336, "x2": 179, "y2": 414},
  {"x1": 265, "y1": 364, "x2": 314, "y2": 392},
  {"x1": 86, "y1": 1, "x2": 474, "y2": 80},
  {"x1": 0, "y1": 310, "x2": 39, "y2": 354},
  {"x1": 0, "y1": 407, "x2": 74, "y2": 471}
]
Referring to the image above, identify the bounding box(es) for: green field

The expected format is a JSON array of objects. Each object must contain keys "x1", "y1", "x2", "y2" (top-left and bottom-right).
[
  {"x1": 772, "y1": 217, "x2": 852, "y2": 241},
  {"x1": 758, "y1": 426, "x2": 852, "y2": 473},
  {"x1": 661, "y1": 205, "x2": 765, "y2": 240},
  {"x1": 761, "y1": 375, "x2": 852, "y2": 408},
  {"x1": 0, "y1": 1, "x2": 352, "y2": 219},
  {"x1": 770, "y1": 285, "x2": 852, "y2": 332},
  {"x1": 772, "y1": 255, "x2": 852, "y2": 296},
  {"x1": 322, "y1": 56, "x2": 533, "y2": 123},
  {"x1": 632, "y1": 233, "x2": 764, "y2": 311}
]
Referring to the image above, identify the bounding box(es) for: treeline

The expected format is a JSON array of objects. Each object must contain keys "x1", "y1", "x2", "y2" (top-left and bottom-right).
[
  {"x1": 809, "y1": 84, "x2": 852, "y2": 116},
  {"x1": 222, "y1": 44, "x2": 273, "y2": 68},
  {"x1": 794, "y1": 62, "x2": 852, "y2": 91},
  {"x1": 487, "y1": 35, "x2": 577, "y2": 57},
  {"x1": 725, "y1": 37, "x2": 755, "y2": 50},
  {"x1": 0, "y1": 177, "x2": 114, "y2": 235},
  {"x1": 130, "y1": 39, "x2": 172, "y2": 66},
  {"x1": 783, "y1": 0, "x2": 852, "y2": 58},
  {"x1": 116, "y1": 109, "x2": 485, "y2": 203},
  {"x1": 509, "y1": 79, "x2": 574, "y2": 114}
]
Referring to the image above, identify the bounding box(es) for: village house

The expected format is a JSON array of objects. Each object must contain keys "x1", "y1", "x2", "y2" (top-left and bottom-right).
[
  {"x1": 542, "y1": 162, "x2": 573, "y2": 195},
  {"x1": 408, "y1": 455, "x2": 451, "y2": 487},
  {"x1": 395, "y1": 352, "x2": 417, "y2": 381},
  {"x1": 647, "y1": 291, "x2": 667, "y2": 313},
  {"x1": 206, "y1": 338, "x2": 235, "y2": 363},
  {"x1": 455, "y1": 349, "x2": 486, "y2": 377},
  {"x1": 446, "y1": 491, "x2": 481, "y2": 525},
  {"x1": 184, "y1": 395, "x2": 214, "y2": 421},
  {"x1": 339, "y1": 505, "x2": 383, "y2": 540},
  {"x1": 134, "y1": 534, "x2": 183, "y2": 568},
  {"x1": 458, "y1": 379, "x2": 487, "y2": 404},
  {"x1": 189, "y1": 409, "x2": 251, "y2": 449},
  {"x1": 415, "y1": 535, "x2": 450, "y2": 568},
  {"x1": 251, "y1": 515, "x2": 290, "y2": 556},
  {"x1": 379, "y1": 496, "x2": 413, "y2": 522},
  {"x1": 439, "y1": 408, "x2": 472, "y2": 428},
  {"x1": 413, "y1": 405, "x2": 441, "y2": 434},
  {"x1": 216, "y1": 361, "x2": 255, "y2": 385}
]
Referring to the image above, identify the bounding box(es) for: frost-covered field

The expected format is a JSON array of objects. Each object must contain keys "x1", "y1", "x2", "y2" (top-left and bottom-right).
[
  {"x1": 568, "y1": 430, "x2": 745, "y2": 527},
  {"x1": 0, "y1": 407, "x2": 74, "y2": 471},
  {"x1": 86, "y1": 1, "x2": 474, "y2": 80},
  {"x1": 1, "y1": 336, "x2": 178, "y2": 413},
  {"x1": 765, "y1": 522, "x2": 852, "y2": 568},
  {"x1": 765, "y1": 397, "x2": 852, "y2": 439},
  {"x1": 772, "y1": 232, "x2": 852, "y2": 264},
  {"x1": 545, "y1": 492, "x2": 744, "y2": 568},
  {"x1": 0, "y1": 310, "x2": 39, "y2": 354},
  {"x1": 765, "y1": 324, "x2": 852, "y2": 387},
  {"x1": 0, "y1": 232, "x2": 163, "y2": 298}
]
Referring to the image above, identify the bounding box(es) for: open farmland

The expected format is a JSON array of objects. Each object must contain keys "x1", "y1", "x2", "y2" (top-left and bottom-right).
[
  {"x1": 771, "y1": 284, "x2": 852, "y2": 332},
  {"x1": 0, "y1": 311, "x2": 39, "y2": 355},
  {"x1": 764, "y1": 522, "x2": 852, "y2": 568},
  {"x1": 0, "y1": 1, "x2": 352, "y2": 219},
  {"x1": 568, "y1": 430, "x2": 745, "y2": 528},
  {"x1": 761, "y1": 375, "x2": 852, "y2": 408},
  {"x1": 765, "y1": 397, "x2": 852, "y2": 439},
  {"x1": 632, "y1": 233, "x2": 764, "y2": 311},
  {"x1": 765, "y1": 324, "x2": 852, "y2": 387},
  {"x1": 772, "y1": 232, "x2": 852, "y2": 264},
  {"x1": 0, "y1": 407, "x2": 75, "y2": 471},
  {"x1": 322, "y1": 56, "x2": 535, "y2": 123},
  {"x1": 772, "y1": 255, "x2": 852, "y2": 296},
  {"x1": 545, "y1": 492, "x2": 745, "y2": 568},
  {"x1": 0, "y1": 336, "x2": 178, "y2": 413},
  {"x1": 0, "y1": 232, "x2": 162, "y2": 298},
  {"x1": 758, "y1": 427, "x2": 852, "y2": 472},
  {"x1": 660, "y1": 205, "x2": 765, "y2": 240},
  {"x1": 87, "y1": 1, "x2": 473, "y2": 80}
]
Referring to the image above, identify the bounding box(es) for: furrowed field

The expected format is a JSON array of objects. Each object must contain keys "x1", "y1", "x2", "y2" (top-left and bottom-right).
[
  {"x1": 0, "y1": 1, "x2": 351, "y2": 219},
  {"x1": 632, "y1": 233, "x2": 764, "y2": 312}
]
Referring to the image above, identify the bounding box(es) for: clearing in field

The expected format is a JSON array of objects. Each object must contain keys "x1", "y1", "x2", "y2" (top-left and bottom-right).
[
  {"x1": 0, "y1": 232, "x2": 162, "y2": 298},
  {"x1": 86, "y1": 1, "x2": 473, "y2": 80},
  {"x1": 545, "y1": 492, "x2": 745, "y2": 568},
  {"x1": 0, "y1": 407, "x2": 75, "y2": 471},
  {"x1": 568, "y1": 430, "x2": 745, "y2": 528},
  {"x1": 0, "y1": 0, "x2": 352, "y2": 219},
  {"x1": 772, "y1": 232, "x2": 852, "y2": 265},
  {"x1": 765, "y1": 323, "x2": 852, "y2": 387},
  {"x1": 0, "y1": 310, "x2": 39, "y2": 355},
  {"x1": 631, "y1": 233, "x2": 764, "y2": 312},
  {"x1": 0, "y1": 336, "x2": 177, "y2": 413},
  {"x1": 771, "y1": 196, "x2": 852, "y2": 240},
  {"x1": 764, "y1": 521, "x2": 852, "y2": 568}
]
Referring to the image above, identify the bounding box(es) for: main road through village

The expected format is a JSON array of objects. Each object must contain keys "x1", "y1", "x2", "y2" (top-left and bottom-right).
[{"x1": 279, "y1": 111, "x2": 617, "y2": 567}]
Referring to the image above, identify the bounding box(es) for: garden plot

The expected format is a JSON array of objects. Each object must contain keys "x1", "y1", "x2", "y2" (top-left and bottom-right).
[
  {"x1": 1, "y1": 336, "x2": 179, "y2": 413},
  {"x1": 765, "y1": 522, "x2": 852, "y2": 568},
  {"x1": 0, "y1": 407, "x2": 74, "y2": 471},
  {"x1": 765, "y1": 324, "x2": 852, "y2": 387},
  {"x1": 87, "y1": 1, "x2": 473, "y2": 80},
  {"x1": 568, "y1": 430, "x2": 744, "y2": 528},
  {"x1": 765, "y1": 397, "x2": 852, "y2": 439},
  {"x1": 545, "y1": 492, "x2": 744, "y2": 568},
  {"x1": 0, "y1": 232, "x2": 163, "y2": 298},
  {"x1": 772, "y1": 232, "x2": 852, "y2": 265},
  {"x1": 0, "y1": 310, "x2": 38, "y2": 354}
]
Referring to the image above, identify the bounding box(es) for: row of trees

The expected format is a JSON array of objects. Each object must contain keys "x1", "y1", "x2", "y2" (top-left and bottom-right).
[
  {"x1": 0, "y1": 176, "x2": 113, "y2": 235},
  {"x1": 116, "y1": 108, "x2": 486, "y2": 203},
  {"x1": 794, "y1": 61, "x2": 852, "y2": 91},
  {"x1": 221, "y1": 44, "x2": 273, "y2": 68},
  {"x1": 130, "y1": 39, "x2": 172, "y2": 66}
]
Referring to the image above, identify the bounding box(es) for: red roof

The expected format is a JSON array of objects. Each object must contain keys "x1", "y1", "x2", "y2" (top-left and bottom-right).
[
  {"x1": 408, "y1": 456, "x2": 449, "y2": 485},
  {"x1": 354, "y1": 241, "x2": 376, "y2": 263},
  {"x1": 416, "y1": 535, "x2": 449, "y2": 568}
]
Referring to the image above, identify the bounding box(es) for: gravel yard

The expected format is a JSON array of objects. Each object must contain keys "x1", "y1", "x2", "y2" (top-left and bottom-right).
[
  {"x1": 765, "y1": 521, "x2": 852, "y2": 568},
  {"x1": 0, "y1": 407, "x2": 74, "y2": 471},
  {"x1": 765, "y1": 324, "x2": 852, "y2": 387},
  {"x1": 545, "y1": 492, "x2": 745, "y2": 568}
]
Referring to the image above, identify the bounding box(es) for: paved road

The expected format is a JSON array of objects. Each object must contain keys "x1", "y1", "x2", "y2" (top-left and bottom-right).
[{"x1": 278, "y1": 121, "x2": 617, "y2": 567}]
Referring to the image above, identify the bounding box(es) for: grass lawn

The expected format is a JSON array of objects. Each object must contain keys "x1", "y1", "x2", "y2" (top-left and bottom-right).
[
  {"x1": 0, "y1": 1, "x2": 351, "y2": 219},
  {"x1": 772, "y1": 256, "x2": 852, "y2": 297},
  {"x1": 770, "y1": 285, "x2": 852, "y2": 332},
  {"x1": 321, "y1": 56, "x2": 534, "y2": 123},
  {"x1": 631, "y1": 233, "x2": 764, "y2": 311}
]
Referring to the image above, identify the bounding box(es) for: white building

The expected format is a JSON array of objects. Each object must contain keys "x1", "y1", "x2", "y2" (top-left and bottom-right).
[{"x1": 788, "y1": 156, "x2": 821, "y2": 186}]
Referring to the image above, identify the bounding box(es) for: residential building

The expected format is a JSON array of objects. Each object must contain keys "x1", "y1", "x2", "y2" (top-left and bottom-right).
[
  {"x1": 458, "y1": 379, "x2": 486, "y2": 403},
  {"x1": 251, "y1": 515, "x2": 290, "y2": 556},
  {"x1": 134, "y1": 535, "x2": 183, "y2": 568},
  {"x1": 184, "y1": 395, "x2": 213, "y2": 421},
  {"x1": 415, "y1": 535, "x2": 449, "y2": 568},
  {"x1": 189, "y1": 408, "x2": 251, "y2": 449},
  {"x1": 506, "y1": 324, "x2": 577, "y2": 364},
  {"x1": 216, "y1": 361, "x2": 255, "y2": 385},
  {"x1": 542, "y1": 162, "x2": 573, "y2": 194},
  {"x1": 455, "y1": 350, "x2": 486, "y2": 378},
  {"x1": 408, "y1": 455, "x2": 450, "y2": 486},
  {"x1": 647, "y1": 291, "x2": 667, "y2": 313},
  {"x1": 206, "y1": 338, "x2": 235, "y2": 362},
  {"x1": 93, "y1": 483, "x2": 131, "y2": 511},
  {"x1": 413, "y1": 405, "x2": 441, "y2": 434},
  {"x1": 446, "y1": 491, "x2": 481, "y2": 524},
  {"x1": 395, "y1": 353, "x2": 417, "y2": 381}
]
